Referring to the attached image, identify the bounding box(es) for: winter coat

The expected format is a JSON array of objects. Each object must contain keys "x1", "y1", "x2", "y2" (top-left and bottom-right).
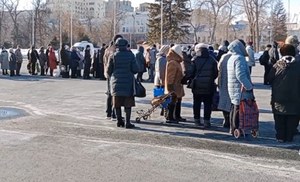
[
  {"x1": 217, "y1": 53, "x2": 232, "y2": 112},
  {"x1": 60, "y1": 48, "x2": 70, "y2": 66},
  {"x1": 84, "y1": 49, "x2": 92, "y2": 64},
  {"x1": 149, "y1": 47, "x2": 157, "y2": 64},
  {"x1": 0, "y1": 50, "x2": 9, "y2": 69},
  {"x1": 268, "y1": 56, "x2": 300, "y2": 115},
  {"x1": 71, "y1": 50, "x2": 81, "y2": 67},
  {"x1": 189, "y1": 48, "x2": 218, "y2": 95},
  {"x1": 259, "y1": 48, "x2": 271, "y2": 66},
  {"x1": 48, "y1": 48, "x2": 57, "y2": 70},
  {"x1": 15, "y1": 49, "x2": 23, "y2": 63},
  {"x1": 165, "y1": 50, "x2": 185, "y2": 98},
  {"x1": 154, "y1": 54, "x2": 167, "y2": 87},
  {"x1": 107, "y1": 40, "x2": 139, "y2": 97},
  {"x1": 227, "y1": 40, "x2": 253, "y2": 106},
  {"x1": 104, "y1": 45, "x2": 116, "y2": 78},
  {"x1": 39, "y1": 51, "x2": 47, "y2": 68},
  {"x1": 9, "y1": 52, "x2": 17, "y2": 71},
  {"x1": 246, "y1": 45, "x2": 256, "y2": 67},
  {"x1": 135, "y1": 46, "x2": 146, "y2": 73},
  {"x1": 27, "y1": 49, "x2": 39, "y2": 63}
]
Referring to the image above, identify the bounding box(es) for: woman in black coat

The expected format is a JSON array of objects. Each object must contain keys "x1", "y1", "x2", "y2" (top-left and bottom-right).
[
  {"x1": 107, "y1": 38, "x2": 139, "y2": 128},
  {"x1": 83, "y1": 45, "x2": 92, "y2": 79},
  {"x1": 268, "y1": 44, "x2": 300, "y2": 142}
]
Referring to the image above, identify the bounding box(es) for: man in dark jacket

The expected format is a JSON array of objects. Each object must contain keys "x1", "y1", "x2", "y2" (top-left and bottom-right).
[
  {"x1": 27, "y1": 45, "x2": 39, "y2": 75},
  {"x1": 70, "y1": 47, "x2": 81, "y2": 78},
  {"x1": 60, "y1": 44, "x2": 70, "y2": 78},
  {"x1": 95, "y1": 43, "x2": 106, "y2": 80},
  {"x1": 259, "y1": 44, "x2": 272, "y2": 85},
  {"x1": 83, "y1": 45, "x2": 92, "y2": 79},
  {"x1": 268, "y1": 44, "x2": 300, "y2": 142},
  {"x1": 188, "y1": 43, "x2": 218, "y2": 127}
]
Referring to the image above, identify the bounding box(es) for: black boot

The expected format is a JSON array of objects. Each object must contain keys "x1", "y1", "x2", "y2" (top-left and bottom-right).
[
  {"x1": 175, "y1": 99, "x2": 186, "y2": 122},
  {"x1": 222, "y1": 111, "x2": 230, "y2": 128},
  {"x1": 166, "y1": 103, "x2": 178, "y2": 123},
  {"x1": 125, "y1": 107, "x2": 135, "y2": 129},
  {"x1": 116, "y1": 107, "x2": 124, "y2": 127}
]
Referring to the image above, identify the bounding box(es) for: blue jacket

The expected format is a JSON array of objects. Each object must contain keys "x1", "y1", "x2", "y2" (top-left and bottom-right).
[
  {"x1": 107, "y1": 40, "x2": 139, "y2": 97},
  {"x1": 227, "y1": 40, "x2": 253, "y2": 105}
]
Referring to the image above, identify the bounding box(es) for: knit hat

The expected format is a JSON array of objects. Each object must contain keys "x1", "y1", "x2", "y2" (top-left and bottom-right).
[
  {"x1": 194, "y1": 43, "x2": 208, "y2": 53},
  {"x1": 159, "y1": 45, "x2": 170, "y2": 55},
  {"x1": 171, "y1": 44, "x2": 183, "y2": 58},
  {"x1": 285, "y1": 35, "x2": 299, "y2": 47}
]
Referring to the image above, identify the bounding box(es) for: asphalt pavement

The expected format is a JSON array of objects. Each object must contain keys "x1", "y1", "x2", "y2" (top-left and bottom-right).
[{"x1": 0, "y1": 61, "x2": 299, "y2": 182}]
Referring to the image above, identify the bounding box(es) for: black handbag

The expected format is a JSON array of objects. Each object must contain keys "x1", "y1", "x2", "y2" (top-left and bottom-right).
[
  {"x1": 187, "y1": 60, "x2": 207, "y2": 89},
  {"x1": 133, "y1": 78, "x2": 146, "y2": 98}
]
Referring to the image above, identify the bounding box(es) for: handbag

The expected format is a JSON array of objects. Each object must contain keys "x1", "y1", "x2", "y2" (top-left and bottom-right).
[
  {"x1": 239, "y1": 90, "x2": 259, "y2": 130},
  {"x1": 187, "y1": 59, "x2": 207, "y2": 89},
  {"x1": 133, "y1": 77, "x2": 146, "y2": 98}
]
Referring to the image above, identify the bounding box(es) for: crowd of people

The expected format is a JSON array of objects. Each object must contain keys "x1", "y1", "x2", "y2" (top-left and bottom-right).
[
  {"x1": 0, "y1": 34, "x2": 299, "y2": 142},
  {"x1": 103, "y1": 34, "x2": 300, "y2": 143}
]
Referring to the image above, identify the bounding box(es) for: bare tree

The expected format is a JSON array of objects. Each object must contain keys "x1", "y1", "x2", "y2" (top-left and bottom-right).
[
  {"x1": 241, "y1": 0, "x2": 270, "y2": 51},
  {"x1": 1, "y1": 0, "x2": 23, "y2": 46}
]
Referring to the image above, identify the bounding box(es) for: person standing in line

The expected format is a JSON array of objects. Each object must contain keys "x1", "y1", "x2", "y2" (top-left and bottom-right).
[
  {"x1": 47, "y1": 47, "x2": 57, "y2": 77},
  {"x1": 269, "y1": 41, "x2": 280, "y2": 65},
  {"x1": 27, "y1": 45, "x2": 39, "y2": 75},
  {"x1": 1, "y1": 47, "x2": 9, "y2": 75},
  {"x1": 164, "y1": 45, "x2": 185, "y2": 123},
  {"x1": 60, "y1": 44, "x2": 70, "y2": 78},
  {"x1": 189, "y1": 43, "x2": 218, "y2": 127},
  {"x1": 103, "y1": 35, "x2": 123, "y2": 120},
  {"x1": 259, "y1": 44, "x2": 272, "y2": 85},
  {"x1": 216, "y1": 40, "x2": 230, "y2": 62},
  {"x1": 99, "y1": 43, "x2": 106, "y2": 80},
  {"x1": 245, "y1": 41, "x2": 256, "y2": 74},
  {"x1": 217, "y1": 48, "x2": 233, "y2": 128},
  {"x1": 39, "y1": 47, "x2": 47, "y2": 76},
  {"x1": 83, "y1": 45, "x2": 92, "y2": 79},
  {"x1": 227, "y1": 39, "x2": 254, "y2": 134},
  {"x1": 8, "y1": 48, "x2": 17, "y2": 77},
  {"x1": 15, "y1": 45, "x2": 23, "y2": 76},
  {"x1": 70, "y1": 47, "x2": 81, "y2": 78},
  {"x1": 135, "y1": 45, "x2": 146, "y2": 82},
  {"x1": 107, "y1": 38, "x2": 138, "y2": 128},
  {"x1": 148, "y1": 44, "x2": 157, "y2": 82},
  {"x1": 268, "y1": 44, "x2": 300, "y2": 142},
  {"x1": 284, "y1": 35, "x2": 300, "y2": 135}
]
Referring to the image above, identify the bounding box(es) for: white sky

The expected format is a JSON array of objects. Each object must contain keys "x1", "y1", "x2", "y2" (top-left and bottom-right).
[{"x1": 19, "y1": 0, "x2": 300, "y2": 16}]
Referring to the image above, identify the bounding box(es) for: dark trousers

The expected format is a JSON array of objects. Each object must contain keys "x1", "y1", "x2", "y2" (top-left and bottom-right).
[
  {"x1": 99, "y1": 63, "x2": 105, "y2": 80},
  {"x1": 106, "y1": 78, "x2": 115, "y2": 118},
  {"x1": 31, "y1": 61, "x2": 36, "y2": 75},
  {"x1": 2, "y1": 69, "x2": 8, "y2": 75},
  {"x1": 10, "y1": 70, "x2": 15, "y2": 76},
  {"x1": 193, "y1": 94, "x2": 213, "y2": 120},
  {"x1": 229, "y1": 104, "x2": 240, "y2": 131},
  {"x1": 83, "y1": 61, "x2": 91, "y2": 79},
  {"x1": 274, "y1": 114, "x2": 299, "y2": 142},
  {"x1": 175, "y1": 98, "x2": 183, "y2": 119},
  {"x1": 116, "y1": 107, "x2": 131, "y2": 124},
  {"x1": 264, "y1": 64, "x2": 272, "y2": 85},
  {"x1": 249, "y1": 66, "x2": 252, "y2": 75},
  {"x1": 16, "y1": 62, "x2": 22, "y2": 76},
  {"x1": 223, "y1": 111, "x2": 230, "y2": 127},
  {"x1": 148, "y1": 64, "x2": 155, "y2": 81}
]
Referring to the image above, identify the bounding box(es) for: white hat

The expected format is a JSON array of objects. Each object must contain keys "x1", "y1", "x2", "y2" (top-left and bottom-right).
[
  {"x1": 171, "y1": 44, "x2": 183, "y2": 58},
  {"x1": 159, "y1": 45, "x2": 170, "y2": 55}
]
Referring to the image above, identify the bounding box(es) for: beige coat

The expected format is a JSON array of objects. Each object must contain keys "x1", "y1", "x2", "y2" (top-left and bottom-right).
[
  {"x1": 165, "y1": 50, "x2": 185, "y2": 98},
  {"x1": 103, "y1": 45, "x2": 116, "y2": 78}
]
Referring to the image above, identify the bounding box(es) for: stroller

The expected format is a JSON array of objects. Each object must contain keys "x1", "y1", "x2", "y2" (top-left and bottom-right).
[{"x1": 135, "y1": 87, "x2": 173, "y2": 123}]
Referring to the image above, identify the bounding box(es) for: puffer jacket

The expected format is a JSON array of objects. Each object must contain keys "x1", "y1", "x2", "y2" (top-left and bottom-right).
[
  {"x1": 107, "y1": 39, "x2": 139, "y2": 97},
  {"x1": 135, "y1": 46, "x2": 146, "y2": 73},
  {"x1": 268, "y1": 56, "x2": 300, "y2": 114},
  {"x1": 227, "y1": 40, "x2": 253, "y2": 105},
  {"x1": 246, "y1": 45, "x2": 255, "y2": 66},
  {"x1": 9, "y1": 52, "x2": 17, "y2": 70},
  {"x1": 154, "y1": 54, "x2": 167, "y2": 86},
  {"x1": 190, "y1": 47, "x2": 218, "y2": 95},
  {"x1": 165, "y1": 50, "x2": 185, "y2": 98}
]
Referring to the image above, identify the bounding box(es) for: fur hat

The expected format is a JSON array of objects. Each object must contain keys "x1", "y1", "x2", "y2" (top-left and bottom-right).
[
  {"x1": 170, "y1": 44, "x2": 183, "y2": 58},
  {"x1": 194, "y1": 43, "x2": 208, "y2": 53},
  {"x1": 159, "y1": 45, "x2": 170, "y2": 55},
  {"x1": 285, "y1": 35, "x2": 299, "y2": 47}
]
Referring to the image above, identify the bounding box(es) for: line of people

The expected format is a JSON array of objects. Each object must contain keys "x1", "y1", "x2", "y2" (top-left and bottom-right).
[{"x1": 0, "y1": 46, "x2": 23, "y2": 76}]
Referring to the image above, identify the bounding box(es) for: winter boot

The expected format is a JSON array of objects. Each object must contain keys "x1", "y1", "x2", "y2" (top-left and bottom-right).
[
  {"x1": 175, "y1": 99, "x2": 186, "y2": 122},
  {"x1": 204, "y1": 120, "x2": 211, "y2": 128},
  {"x1": 125, "y1": 107, "x2": 135, "y2": 129},
  {"x1": 222, "y1": 111, "x2": 230, "y2": 128},
  {"x1": 166, "y1": 104, "x2": 178, "y2": 124}
]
